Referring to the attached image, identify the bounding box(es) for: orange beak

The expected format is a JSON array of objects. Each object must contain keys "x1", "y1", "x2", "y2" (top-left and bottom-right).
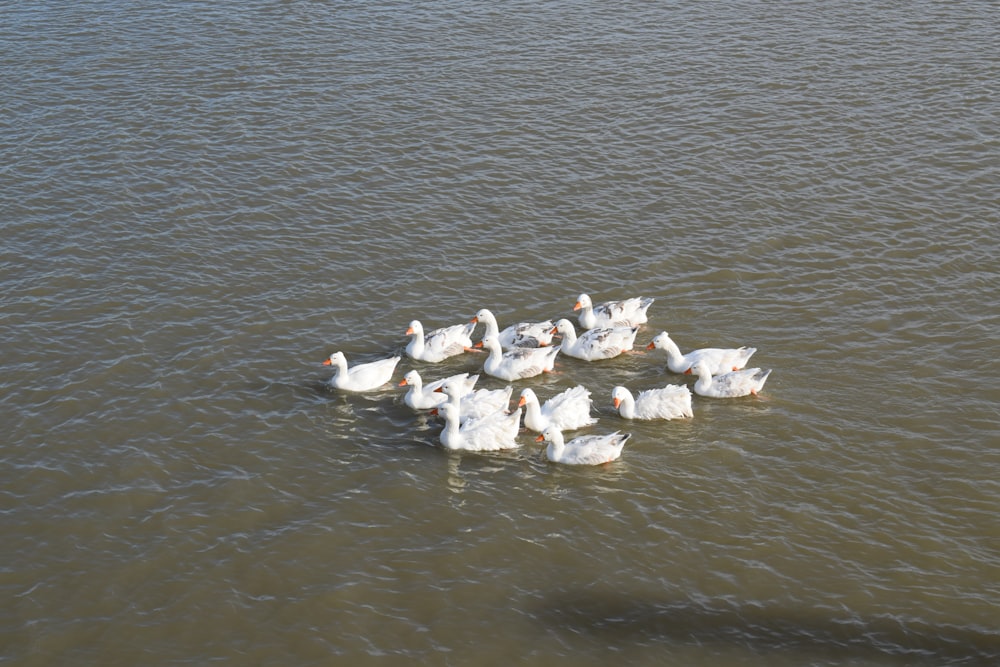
[
  {"x1": 398, "y1": 378, "x2": 408, "y2": 386},
  {"x1": 405, "y1": 326, "x2": 415, "y2": 335},
  {"x1": 613, "y1": 398, "x2": 621, "y2": 409},
  {"x1": 470, "y1": 316, "x2": 479, "y2": 324},
  {"x1": 535, "y1": 434, "x2": 545, "y2": 442},
  {"x1": 517, "y1": 396, "x2": 526, "y2": 407},
  {"x1": 473, "y1": 341, "x2": 483, "y2": 349},
  {"x1": 646, "y1": 341, "x2": 656, "y2": 350},
  {"x1": 683, "y1": 368, "x2": 693, "y2": 375},
  {"x1": 322, "y1": 358, "x2": 332, "y2": 366},
  {"x1": 573, "y1": 301, "x2": 582, "y2": 311}
]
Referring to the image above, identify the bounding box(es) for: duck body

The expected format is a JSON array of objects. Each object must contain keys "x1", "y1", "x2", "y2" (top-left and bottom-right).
[
  {"x1": 473, "y1": 308, "x2": 555, "y2": 349},
  {"x1": 691, "y1": 361, "x2": 772, "y2": 398},
  {"x1": 323, "y1": 352, "x2": 401, "y2": 392},
  {"x1": 574, "y1": 293, "x2": 654, "y2": 330},
  {"x1": 437, "y1": 402, "x2": 522, "y2": 452},
  {"x1": 647, "y1": 331, "x2": 756, "y2": 375},
  {"x1": 553, "y1": 319, "x2": 638, "y2": 361},
  {"x1": 479, "y1": 335, "x2": 560, "y2": 381},
  {"x1": 400, "y1": 371, "x2": 478, "y2": 411},
  {"x1": 536, "y1": 426, "x2": 630, "y2": 465},
  {"x1": 405, "y1": 319, "x2": 476, "y2": 363},
  {"x1": 612, "y1": 385, "x2": 693, "y2": 420},
  {"x1": 518, "y1": 385, "x2": 598, "y2": 433}
]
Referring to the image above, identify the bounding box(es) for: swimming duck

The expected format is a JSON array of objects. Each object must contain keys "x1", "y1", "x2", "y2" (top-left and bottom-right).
[
  {"x1": 647, "y1": 331, "x2": 756, "y2": 375},
  {"x1": 405, "y1": 319, "x2": 476, "y2": 363},
  {"x1": 435, "y1": 402, "x2": 522, "y2": 452},
  {"x1": 574, "y1": 293, "x2": 654, "y2": 330},
  {"x1": 322, "y1": 352, "x2": 400, "y2": 392},
  {"x1": 552, "y1": 319, "x2": 638, "y2": 361},
  {"x1": 399, "y1": 370, "x2": 478, "y2": 411},
  {"x1": 690, "y1": 360, "x2": 772, "y2": 398},
  {"x1": 611, "y1": 385, "x2": 693, "y2": 420},
  {"x1": 472, "y1": 308, "x2": 555, "y2": 349},
  {"x1": 478, "y1": 334, "x2": 560, "y2": 381},
  {"x1": 535, "y1": 426, "x2": 630, "y2": 465},
  {"x1": 518, "y1": 385, "x2": 598, "y2": 433}
]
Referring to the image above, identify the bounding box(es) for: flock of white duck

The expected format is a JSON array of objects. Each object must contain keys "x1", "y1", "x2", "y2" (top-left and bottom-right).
[{"x1": 321, "y1": 294, "x2": 772, "y2": 466}]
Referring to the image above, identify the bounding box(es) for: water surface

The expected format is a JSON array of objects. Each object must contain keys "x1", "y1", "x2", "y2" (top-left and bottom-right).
[{"x1": 2, "y1": 1, "x2": 999, "y2": 665}]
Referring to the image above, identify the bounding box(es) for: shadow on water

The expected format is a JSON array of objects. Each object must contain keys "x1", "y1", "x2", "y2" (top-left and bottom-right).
[{"x1": 535, "y1": 591, "x2": 1000, "y2": 665}]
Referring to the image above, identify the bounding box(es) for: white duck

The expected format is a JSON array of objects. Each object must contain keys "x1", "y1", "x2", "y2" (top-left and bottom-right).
[
  {"x1": 322, "y1": 352, "x2": 400, "y2": 392},
  {"x1": 552, "y1": 319, "x2": 638, "y2": 361},
  {"x1": 436, "y1": 376, "x2": 513, "y2": 423},
  {"x1": 436, "y1": 402, "x2": 522, "y2": 452},
  {"x1": 518, "y1": 386, "x2": 598, "y2": 433},
  {"x1": 690, "y1": 360, "x2": 772, "y2": 398},
  {"x1": 647, "y1": 331, "x2": 757, "y2": 375},
  {"x1": 472, "y1": 308, "x2": 555, "y2": 349},
  {"x1": 536, "y1": 426, "x2": 630, "y2": 466},
  {"x1": 478, "y1": 334, "x2": 560, "y2": 381},
  {"x1": 405, "y1": 319, "x2": 476, "y2": 363},
  {"x1": 611, "y1": 385, "x2": 693, "y2": 420},
  {"x1": 399, "y1": 370, "x2": 478, "y2": 411},
  {"x1": 574, "y1": 293, "x2": 654, "y2": 330}
]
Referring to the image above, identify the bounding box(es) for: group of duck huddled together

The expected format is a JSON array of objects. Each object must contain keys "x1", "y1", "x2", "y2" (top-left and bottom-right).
[{"x1": 321, "y1": 294, "x2": 772, "y2": 466}]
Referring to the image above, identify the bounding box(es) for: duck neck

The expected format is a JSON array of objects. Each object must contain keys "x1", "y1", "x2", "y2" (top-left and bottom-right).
[
  {"x1": 661, "y1": 337, "x2": 683, "y2": 363},
  {"x1": 485, "y1": 341, "x2": 503, "y2": 367},
  {"x1": 561, "y1": 326, "x2": 578, "y2": 346},
  {"x1": 441, "y1": 414, "x2": 462, "y2": 450},
  {"x1": 693, "y1": 366, "x2": 713, "y2": 392},
  {"x1": 481, "y1": 314, "x2": 499, "y2": 340},
  {"x1": 618, "y1": 394, "x2": 636, "y2": 419},
  {"x1": 523, "y1": 398, "x2": 543, "y2": 429},
  {"x1": 408, "y1": 331, "x2": 424, "y2": 356},
  {"x1": 546, "y1": 432, "x2": 565, "y2": 460},
  {"x1": 330, "y1": 357, "x2": 349, "y2": 380}
]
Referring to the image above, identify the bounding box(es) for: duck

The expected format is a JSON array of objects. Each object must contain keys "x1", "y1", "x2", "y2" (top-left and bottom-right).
[
  {"x1": 472, "y1": 308, "x2": 555, "y2": 349},
  {"x1": 611, "y1": 385, "x2": 693, "y2": 420},
  {"x1": 574, "y1": 293, "x2": 654, "y2": 330},
  {"x1": 535, "y1": 426, "x2": 630, "y2": 465},
  {"x1": 518, "y1": 386, "x2": 598, "y2": 433},
  {"x1": 399, "y1": 370, "x2": 478, "y2": 411},
  {"x1": 322, "y1": 352, "x2": 401, "y2": 392},
  {"x1": 405, "y1": 319, "x2": 476, "y2": 363},
  {"x1": 478, "y1": 334, "x2": 560, "y2": 381},
  {"x1": 690, "y1": 360, "x2": 772, "y2": 398},
  {"x1": 647, "y1": 331, "x2": 756, "y2": 375},
  {"x1": 435, "y1": 402, "x2": 522, "y2": 452},
  {"x1": 436, "y1": 376, "x2": 513, "y2": 423},
  {"x1": 552, "y1": 318, "x2": 638, "y2": 361}
]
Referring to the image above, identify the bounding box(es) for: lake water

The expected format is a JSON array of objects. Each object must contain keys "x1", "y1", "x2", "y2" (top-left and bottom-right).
[{"x1": 2, "y1": 1, "x2": 999, "y2": 665}]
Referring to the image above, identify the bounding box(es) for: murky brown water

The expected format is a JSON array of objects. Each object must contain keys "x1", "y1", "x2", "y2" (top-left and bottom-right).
[{"x1": 3, "y1": 1, "x2": 999, "y2": 664}]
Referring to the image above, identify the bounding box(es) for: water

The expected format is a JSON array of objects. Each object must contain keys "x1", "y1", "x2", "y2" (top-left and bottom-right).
[{"x1": 2, "y1": 1, "x2": 998, "y2": 664}]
